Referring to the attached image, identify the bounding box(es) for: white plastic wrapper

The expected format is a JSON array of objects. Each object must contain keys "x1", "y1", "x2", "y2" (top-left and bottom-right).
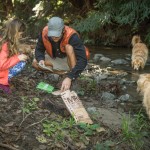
[{"x1": 38, "y1": 63, "x2": 53, "y2": 72}]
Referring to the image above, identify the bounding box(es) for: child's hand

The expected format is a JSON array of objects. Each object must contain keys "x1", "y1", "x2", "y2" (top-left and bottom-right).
[{"x1": 18, "y1": 54, "x2": 28, "y2": 61}]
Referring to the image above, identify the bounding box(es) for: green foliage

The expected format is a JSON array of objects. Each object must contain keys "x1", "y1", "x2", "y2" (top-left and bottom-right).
[
  {"x1": 21, "y1": 96, "x2": 39, "y2": 113},
  {"x1": 94, "y1": 140, "x2": 115, "y2": 150},
  {"x1": 72, "y1": 11, "x2": 111, "y2": 33},
  {"x1": 145, "y1": 28, "x2": 150, "y2": 46},
  {"x1": 74, "y1": 0, "x2": 150, "y2": 29},
  {"x1": 72, "y1": 0, "x2": 150, "y2": 44},
  {"x1": 76, "y1": 89, "x2": 85, "y2": 96},
  {"x1": 42, "y1": 117, "x2": 101, "y2": 145},
  {"x1": 42, "y1": 118, "x2": 76, "y2": 139},
  {"x1": 133, "y1": 111, "x2": 150, "y2": 131},
  {"x1": 121, "y1": 115, "x2": 137, "y2": 140},
  {"x1": 121, "y1": 112, "x2": 150, "y2": 150},
  {"x1": 0, "y1": 0, "x2": 76, "y2": 38},
  {"x1": 1, "y1": 0, "x2": 150, "y2": 45},
  {"x1": 113, "y1": 0, "x2": 150, "y2": 26},
  {"x1": 43, "y1": 120, "x2": 61, "y2": 137},
  {"x1": 79, "y1": 75, "x2": 97, "y2": 92},
  {"x1": 78, "y1": 123, "x2": 100, "y2": 136}
]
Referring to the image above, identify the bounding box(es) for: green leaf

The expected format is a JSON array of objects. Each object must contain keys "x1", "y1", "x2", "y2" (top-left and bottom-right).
[
  {"x1": 90, "y1": 124, "x2": 100, "y2": 130},
  {"x1": 78, "y1": 123, "x2": 87, "y2": 129},
  {"x1": 84, "y1": 129, "x2": 93, "y2": 136}
]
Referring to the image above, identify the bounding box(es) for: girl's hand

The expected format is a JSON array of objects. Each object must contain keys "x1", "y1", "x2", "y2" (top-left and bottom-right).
[{"x1": 18, "y1": 54, "x2": 28, "y2": 61}]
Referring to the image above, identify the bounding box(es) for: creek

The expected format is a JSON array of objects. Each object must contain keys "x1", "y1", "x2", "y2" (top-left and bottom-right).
[{"x1": 88, "y1": 46, "x2": 150, "y2": 114}]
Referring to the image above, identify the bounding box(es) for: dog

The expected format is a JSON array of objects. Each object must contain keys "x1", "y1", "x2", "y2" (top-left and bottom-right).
[
  {"x1": 131, "y1": 35, "x2": 148, "y2": 70},
  {"x1": 137, "y1": 74, "x2": 150, "y2": 119}
]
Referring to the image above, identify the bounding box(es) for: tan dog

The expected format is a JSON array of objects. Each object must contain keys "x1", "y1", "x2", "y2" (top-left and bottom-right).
[
  {"x1": 131, "y1": 35, "x2": 148, "y2": 70},
  {"x1": 137, "y1": 74, "x2": 150, "y2": 119}
]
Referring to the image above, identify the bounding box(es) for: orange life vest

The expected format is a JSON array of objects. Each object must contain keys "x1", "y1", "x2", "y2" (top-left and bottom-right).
[{"x1": 42, "y1": 25, "x2": 90, "y2": 59}]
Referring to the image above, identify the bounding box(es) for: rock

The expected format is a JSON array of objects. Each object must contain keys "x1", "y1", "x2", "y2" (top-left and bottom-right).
[
  {"x1": 100, "y1": 56, "x2": 111, "y2": 62},
  {"x1": 101, "y1": 92, "x2": 116, "y2": 101},
  {"x1": 87, "y1": 107, "x2": 97, "y2": 113},
  {"x1": 111, "y1": 59, "x2": 128, "y2": 65},
  {"x1": 94, "y1": 74, "x2": 108, "y2": 83},
  {"x1": 119, "y1": 94, "x2": 130, "y2": 102},
  {"x1": 93, "y1": 54, "x2": 104, "y2": 62}
]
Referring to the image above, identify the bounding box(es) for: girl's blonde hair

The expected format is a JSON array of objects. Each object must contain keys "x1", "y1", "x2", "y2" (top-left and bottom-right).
[{"x1": 0, "y1": 18, "x2": 26, "y2": 57}]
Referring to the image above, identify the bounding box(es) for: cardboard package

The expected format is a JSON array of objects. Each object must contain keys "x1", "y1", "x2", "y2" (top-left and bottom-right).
[{"x1": 61, "y1": 90, "x2": 93, "y2": 124}]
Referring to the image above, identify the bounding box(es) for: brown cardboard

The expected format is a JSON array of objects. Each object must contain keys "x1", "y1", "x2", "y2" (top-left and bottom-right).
[{"x1": 61, "y1": 90, "x2": 93, "y2": 124}]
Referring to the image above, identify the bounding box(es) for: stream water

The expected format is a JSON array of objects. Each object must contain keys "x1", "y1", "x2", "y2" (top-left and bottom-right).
[
  {"x1": 89, "y1": 46, "x2": 150, "y2": 113},
  {"x1": 90, "y1": 46, "x2": 150, "y2": 73}
]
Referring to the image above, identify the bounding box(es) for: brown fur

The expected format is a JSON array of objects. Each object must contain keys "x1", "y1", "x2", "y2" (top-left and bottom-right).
[
  {"x1": 137, "y1": 74, "x2": 150, "y2": 119},
  {"x1": 131, "y1": 35, "x2": 148, "y2": 70}
]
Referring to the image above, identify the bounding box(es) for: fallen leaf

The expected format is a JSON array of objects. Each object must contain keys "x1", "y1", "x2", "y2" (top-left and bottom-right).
[
  {"x1": 96, "y1": 127, "x2": 106, "y2": 132},
  {"x1": 5, "y1": 121, "x2": 14, "y2": 127}
]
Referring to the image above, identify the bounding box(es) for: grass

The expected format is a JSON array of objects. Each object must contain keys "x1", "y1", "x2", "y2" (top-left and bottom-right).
[{"x1": 121, "y1": 111, "x2": 150, "y2": 150}]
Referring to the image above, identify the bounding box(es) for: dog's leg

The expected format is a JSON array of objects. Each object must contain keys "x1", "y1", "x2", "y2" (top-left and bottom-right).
[{"x1": 143, "y1": 90, "x2": 150, "y2": 119}]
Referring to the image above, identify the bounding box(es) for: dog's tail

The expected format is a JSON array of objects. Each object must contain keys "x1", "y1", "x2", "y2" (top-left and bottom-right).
[{"x1": 131, "y1": 35, "x2": 142, "y2": 46}]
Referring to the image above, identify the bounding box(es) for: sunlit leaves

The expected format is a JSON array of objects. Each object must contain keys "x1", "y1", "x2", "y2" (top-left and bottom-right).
[
  {"x1": 73, "y1": 0, "x2": 150, "y2": 33},
  {"x1": 32, "y1": 1, "x2": 44, "y2": 17}
]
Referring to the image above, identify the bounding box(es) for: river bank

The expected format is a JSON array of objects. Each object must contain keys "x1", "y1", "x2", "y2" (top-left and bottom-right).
[{"x1": 0, "y1": 46, "x2": 150, "y2": 150}]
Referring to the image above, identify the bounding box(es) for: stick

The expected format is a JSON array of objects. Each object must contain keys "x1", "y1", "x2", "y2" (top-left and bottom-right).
[
  {"x1": 19, "y1": 113, "x2": 32, "y2": 128},
  {"x1": 25, "y1": 113, "x2": 50, "y2": 130},
  {"x1": 25, "y1": 116, "x2": 47, "y2": 130},
  {"x1": 0, "y1": 143, "x2": 19, "y2": 150}
]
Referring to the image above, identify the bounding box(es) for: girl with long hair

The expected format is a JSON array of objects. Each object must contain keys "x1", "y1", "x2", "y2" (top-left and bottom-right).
[{"x1": 0, "y1": 18, "x2": 28, "y2": 93}]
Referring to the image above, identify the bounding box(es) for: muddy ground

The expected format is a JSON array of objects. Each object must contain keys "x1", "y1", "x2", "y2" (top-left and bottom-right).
[{"x1": 0, "y1": 52, "x2": 150, "y2": 150}]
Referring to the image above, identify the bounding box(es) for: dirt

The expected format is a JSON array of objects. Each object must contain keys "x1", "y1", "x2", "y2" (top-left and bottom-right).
[{"x1": 0, "y1": 54, "x2": 150, "y2": 150}]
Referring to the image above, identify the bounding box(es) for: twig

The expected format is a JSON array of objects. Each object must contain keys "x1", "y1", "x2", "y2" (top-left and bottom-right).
[
  {"x1": 0, "y1": 143, "x2": 19, "y2": 150},
  {"x1": 25, "y1": 113, "x2": 50, "y2": 130},
  {"x1": 0, "y1": 126, "x2": 4, "y2": 132},
  {"x1": 19, "y1": 113, "x2": 32, "y2": 128},
  {"x1": 19, "y1": 99, "x2": 32, "y2": 128},
  {"x1": 25, "y1": 116, "x2": 47, "y2": 130},
  {"x1": 15, "y1": 132, "x2": 21, "y2": 142}
]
